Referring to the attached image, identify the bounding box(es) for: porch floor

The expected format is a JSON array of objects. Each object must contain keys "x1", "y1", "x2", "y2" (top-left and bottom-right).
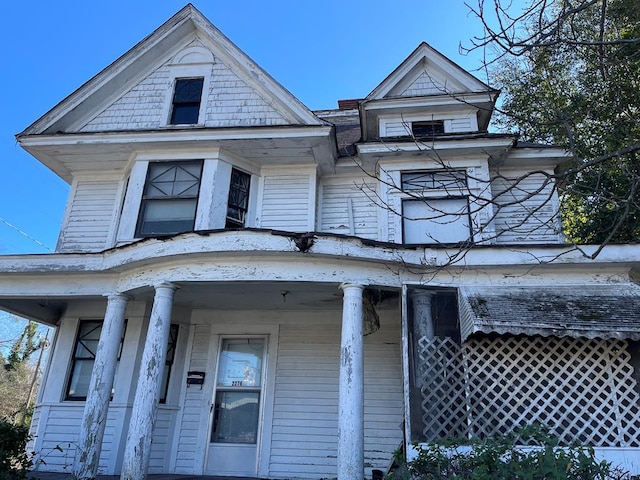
[{"x1": 28, "y1": 473, "x2": 259, "y2": 480}]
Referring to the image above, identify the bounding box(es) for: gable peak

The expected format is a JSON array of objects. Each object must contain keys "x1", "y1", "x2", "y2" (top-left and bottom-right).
[{"x1": 366, "y1": 42, "x2": 492, "y2": 101}]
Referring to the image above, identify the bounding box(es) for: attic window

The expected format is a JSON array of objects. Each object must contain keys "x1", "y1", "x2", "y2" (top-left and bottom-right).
[
  {"x1": 170, "y1": 78, "x2": 204, "y2": 125},
  {"x1": 412, "y1": 120, "x2": 444, "y2": 137}
]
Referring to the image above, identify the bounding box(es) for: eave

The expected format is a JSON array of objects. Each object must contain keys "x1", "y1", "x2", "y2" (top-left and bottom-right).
[
  {"x1": 17, "y1": 125, "x2": 338, "y2": 181},
  {"x1": 356, "y1": 134, "x2": 516, "y2": 161}
]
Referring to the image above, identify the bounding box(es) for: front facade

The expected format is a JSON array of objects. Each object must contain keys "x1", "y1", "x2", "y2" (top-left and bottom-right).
[{"x1": 2, "y1": 5, "x2": 640, "y2": 480}]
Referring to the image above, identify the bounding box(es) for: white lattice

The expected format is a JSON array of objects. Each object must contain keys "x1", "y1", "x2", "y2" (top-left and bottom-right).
[{"x1": 417, "y1": 335, "x2": 640, "y2": 446}]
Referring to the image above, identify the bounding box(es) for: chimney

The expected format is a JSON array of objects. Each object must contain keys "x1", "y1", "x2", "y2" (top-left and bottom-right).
[{"x1": 337, "y1": 99, "x2": 361, "y2": 110}]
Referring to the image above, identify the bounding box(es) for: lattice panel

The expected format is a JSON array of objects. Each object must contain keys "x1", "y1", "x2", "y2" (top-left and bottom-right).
[{"x1": 417, "y1": 335, "x2": 640, "y2": 446}]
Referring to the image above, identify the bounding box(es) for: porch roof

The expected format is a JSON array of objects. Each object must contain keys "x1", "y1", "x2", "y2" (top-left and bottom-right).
[{"x1": 458, "y1": 284, "x2": 640, "y2": 342}]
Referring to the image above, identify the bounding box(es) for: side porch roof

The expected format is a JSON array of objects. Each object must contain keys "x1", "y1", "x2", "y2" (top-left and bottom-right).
[{"x1": 459, "y1": 285, "x2": 640, "y2": 341}]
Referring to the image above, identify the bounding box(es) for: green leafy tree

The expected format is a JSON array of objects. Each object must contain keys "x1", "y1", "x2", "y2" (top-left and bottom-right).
[
  {"x1": 0, "y1": 322, "x2": 47, "y2": 425},
  {"x1": 467, "y1": 0, "x2": 640, "y2": 254}
]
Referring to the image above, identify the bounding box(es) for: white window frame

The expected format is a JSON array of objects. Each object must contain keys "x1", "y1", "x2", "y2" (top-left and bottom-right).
[
  {"x1": 160, "y1": 65, "x2": 213, "y2": 127},
  {"x1": 378, "y1": 112, "x2": 479, "y2": 137},
  {"x1": 116, "y1": 151, "x2": 259, "y2": 244},
  {"x1": 379, "y1": 162, "x2": 495, "y2": 244}
]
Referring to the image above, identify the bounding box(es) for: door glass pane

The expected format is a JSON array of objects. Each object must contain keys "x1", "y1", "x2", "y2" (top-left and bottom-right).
[
  {"x1": 216, "y1": 338, "x2": 264, "y2": 387},
  {"x1": 211, "y1": 391, "x2": 260, "y2": 443}
]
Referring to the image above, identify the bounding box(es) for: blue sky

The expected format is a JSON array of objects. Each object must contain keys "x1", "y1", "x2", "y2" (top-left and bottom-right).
[{"x1": 0, "y1": 0, "x2": 511, "y2": 255}]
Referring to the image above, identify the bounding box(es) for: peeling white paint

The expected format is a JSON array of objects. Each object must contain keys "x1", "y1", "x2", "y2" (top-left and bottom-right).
[{"x1": 338, "y1": 283, "x2": 364, "y2": 480}]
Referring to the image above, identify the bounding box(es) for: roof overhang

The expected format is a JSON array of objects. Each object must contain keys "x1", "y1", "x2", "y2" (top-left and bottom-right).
[
  {"x1": 360, "y1": 92, "x2": 499, "y2": 139},
  {"x1": 458, "y1": 285, "x2": 640, "y2": 342},
  {"x1": 17, "y1": 125, "x2": 338, "y2": 181},
  {"x1": 356, "y1": 135, "x2": 516, "y2": 162}
]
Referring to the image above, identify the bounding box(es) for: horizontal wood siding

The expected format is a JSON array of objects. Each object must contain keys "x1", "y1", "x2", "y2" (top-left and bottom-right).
[
  {"x1": 58, "y1": 180, "x2": 119, "y2": 252},
  {"x1": 31, "y1": 405, "x2": 83, "y2": 473},
  {"x1": 383, "y1": 115, "x2": 474, "y2": 137},
  {"x1": 384, "y1": 121, "x2": 411, "y2": 137},
  {"x1": 270, "y1": 312, "x2": 403, "y2": 478},
  {"x1": 149, "y1": 408, "x2": 176, "y2": 473},
  {"x1": 30, "y1": 404, "x2": 129, "y2": 474},
  {"x1": 448, "y1": 116, "x2": 472, "y2": 133},
  {"x1": 260, "y1": 175, "x2": 311, "y2": 231},
  {"x1": 491, "y1": 169, "x2": 561, "y2": 244},
  {"x1": 320, "y1": 177, "x2": 378, "y2": 239},
  {"x1": 174, "y1": 325, "x2": 211, "y2": 474}
]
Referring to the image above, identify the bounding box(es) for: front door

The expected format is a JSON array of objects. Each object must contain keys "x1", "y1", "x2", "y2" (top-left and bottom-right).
[{"x1": 206, "y1": 337, "x2": 266, "y2": 475}]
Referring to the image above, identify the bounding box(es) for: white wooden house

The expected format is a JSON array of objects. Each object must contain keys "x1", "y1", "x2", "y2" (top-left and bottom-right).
[{"x1": 1, "y1": 4, "x2": 640, "y2": 479}]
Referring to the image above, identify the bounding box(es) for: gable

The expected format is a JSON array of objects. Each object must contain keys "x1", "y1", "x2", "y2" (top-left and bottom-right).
[
  {"x1": 80, "y1": 41, "x2": 293, "y2": 132},
  {"x1": 367, "y1": 42, "x2": 491, "y2": 100},
  {"x1": 21, "y1": 4, "x2": 322, "y2": 136}
]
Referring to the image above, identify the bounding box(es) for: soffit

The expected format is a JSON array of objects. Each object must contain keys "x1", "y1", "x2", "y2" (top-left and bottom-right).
[
  {"x1": 18, "y1": 126, "x2": 337, "y2": 181},
  {"x1": 458, "y1": 284, "x2": 640, "y2": 342}
]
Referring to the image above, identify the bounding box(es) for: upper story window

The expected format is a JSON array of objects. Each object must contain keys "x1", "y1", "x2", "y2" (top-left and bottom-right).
[
  {"x1": 411, "y1": 120, "x2": 445, "y2": 137},
  {"x1": 400, "y1": 170, "x2": 470, "y2": 244},
  {"x1": 402, "y1": 171, "x2": 467, "y2": 191},
  {"x1": 226, "y1": 168, "x2": 251, "y2": 228},
  {"x1": 170, "y1": 78, "x2": 204, "y2": 125},
  {"x1": 136, "y1": 160, "x2": 203, "y2": 237}
]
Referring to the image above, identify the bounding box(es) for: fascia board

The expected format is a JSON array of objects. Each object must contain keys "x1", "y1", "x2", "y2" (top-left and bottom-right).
[
  {"x1": 363, "y1": 91, "x2": 498, "y2": 111},
  {"x1": 357, "y1": 137, "x2": 516, "y2": 155},
  {"x1": 18, "y1": 125, "x2": 334, "y2": 148}
]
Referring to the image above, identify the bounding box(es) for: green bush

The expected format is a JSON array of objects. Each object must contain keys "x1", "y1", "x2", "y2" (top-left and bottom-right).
[
  {"x1": 0, "y1": 420, "x2": 32, "y2": 480},
  {"x1": 401, "y1": 424, "x2": 630, "y2": 480}
]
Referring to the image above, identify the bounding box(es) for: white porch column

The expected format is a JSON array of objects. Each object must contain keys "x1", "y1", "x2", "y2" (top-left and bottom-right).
[
  {"x1": 338, "y1": 283, "x2": 365, "y2": 480},
  {"x1": 411, "y1": 290, "x2": 435, "y2": 341},
  {"x1": 74, "y1": 293, "x2": 130, "y2": 480},
  {"x1": 120, "y1": 283, "x2": 177, "y2": 480}
]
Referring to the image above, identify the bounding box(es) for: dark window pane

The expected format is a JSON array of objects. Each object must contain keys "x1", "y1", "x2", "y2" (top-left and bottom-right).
[
  {"x1": 401, "y1": 171, "x2": 467, "y2": 190},
  {"x1": 226, "y1": 168, "x2": 251, "y2": 228},
  {"x1": 171, "y1": 105, "x2": 201, "y2": 125},
  {"x1": 160, "y1": 324, "x2": 179, "y2": 403},
  {"x1": 66, "y1": 320, "x2": 126, "y2": 401},
  {"x1": 170, "y1": 78, "x2": 204, "y2": 125},
  {"x1": 412, "y1": 120, "x2": 444, "y2": 137},
  {"x1": 211, "y1": 391, "x2": 260, "y2": 443}
]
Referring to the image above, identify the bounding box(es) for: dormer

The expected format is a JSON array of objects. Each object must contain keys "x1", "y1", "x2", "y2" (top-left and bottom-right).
[{"x1": 359, "y1": 43, "x2": 499, "y2": 141}]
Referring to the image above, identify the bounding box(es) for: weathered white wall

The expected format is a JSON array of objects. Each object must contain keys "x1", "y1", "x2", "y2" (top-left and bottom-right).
[
  {"x1": 80, "y1": 44, "x2": 289, "y2": 132},
  {"x1": 270, "y1": 310, "x2": 403, "y2": 478},
  {"x1": 319, "y1": 176, "x2": 378, "y2": 239},
  {"x1": 381, "y1": 114, "x2": 476, "y2": 137},
  {"x1": 57, "y1": 177, "x2": 122, "y2": 253},
  {"x1": 491, "y1": 168, "x2": 562, "y2": 244},
  {"x1": 258, "y1": 170, "x2": 315, "y2": 231}
]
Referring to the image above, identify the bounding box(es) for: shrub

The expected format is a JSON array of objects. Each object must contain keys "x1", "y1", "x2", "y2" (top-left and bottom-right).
[
  {"x1": 0, "y1": 420, "x2": 32, "y2": 480},
  {"x1": 401, "y1": 424, "x2": 630, "y2": 480}
]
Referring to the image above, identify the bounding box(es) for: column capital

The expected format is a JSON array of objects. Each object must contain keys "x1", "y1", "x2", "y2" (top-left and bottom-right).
[
  {"x1": 339, "y1": 282, "x2": 365, "y2": 292},
  {"x1": 153, "y1": 282, "x2": 179, "y2": 291},
  {"x1": 103, "y1": 292, "x2": 132, "y2": 302}
]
